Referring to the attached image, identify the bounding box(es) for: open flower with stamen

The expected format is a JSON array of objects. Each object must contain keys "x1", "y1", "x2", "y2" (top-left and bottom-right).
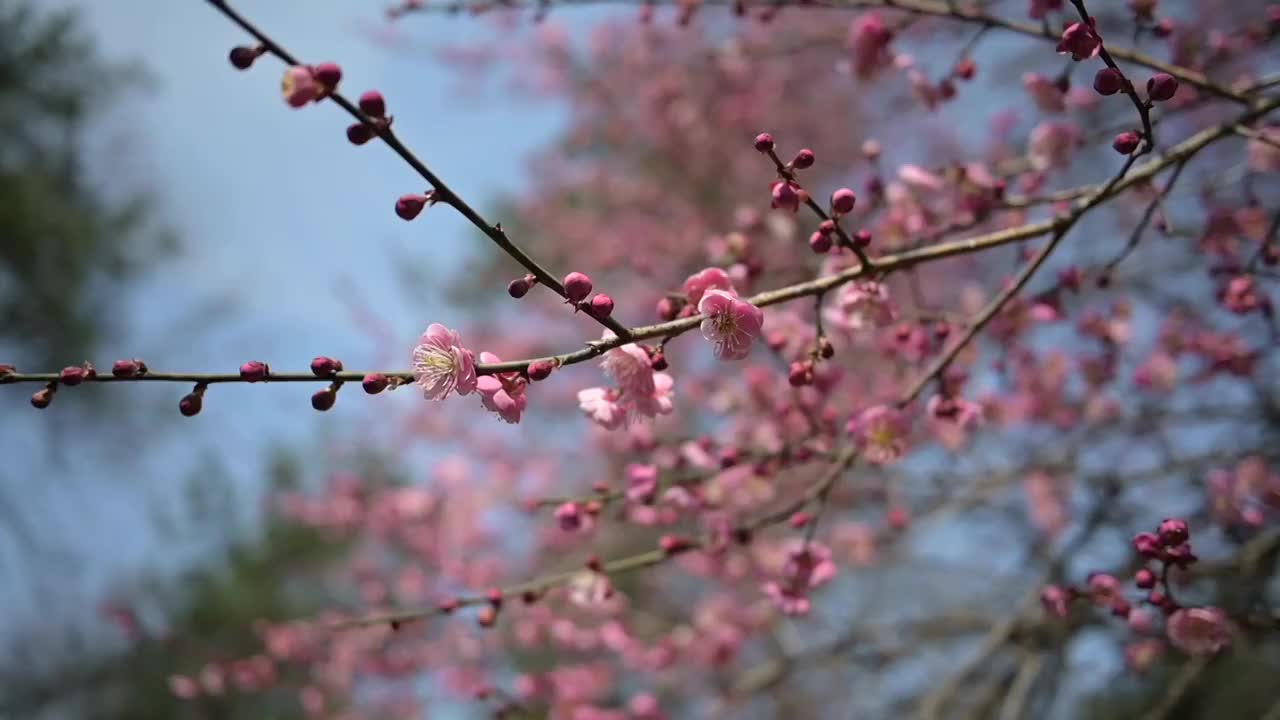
[
  {"x1": 410, "y1": 323, "x2": 476, "y2": 400},
  {"x1": 849, "y1": 404, "x2": 911, "y2": 464},
  {"x1": 698, "y1": 289, "x2": 764, "y2": 360}
]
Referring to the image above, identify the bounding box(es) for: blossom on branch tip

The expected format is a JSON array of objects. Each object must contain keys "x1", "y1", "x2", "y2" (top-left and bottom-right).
[
  {"x1": 698, "y1": 289, "x2": 764, "y2": 361},
  {"x1": 410, "y1": 323, "x2": 476, "y2": 400}
]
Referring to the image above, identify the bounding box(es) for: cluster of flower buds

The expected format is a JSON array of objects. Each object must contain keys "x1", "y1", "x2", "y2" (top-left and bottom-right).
[
  {"x1": 561, "y1": 271, "x2": 614, "y2": 320},
  {"x1": 1042, "y1": 519, "x2": 1232, "y2": 660}
]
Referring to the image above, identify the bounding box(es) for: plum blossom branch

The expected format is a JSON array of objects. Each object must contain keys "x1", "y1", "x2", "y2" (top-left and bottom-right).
[
  {"x1": 1102, "y1": 156, "x2": 1190, "y2": 273},
  {"x1": 4, "y1": 94, "x2": 1275, "y2": 409},
  {"x1": 203, "y1": 0, "x2": 634, "y2": 340},
  {"x1": 898, "y1": 147, "x2": 1144, "y2": 406},
  {"x1": 1066, "y1": 0, "x2": 1157, "y2": 154},
  {"x1": 759, "y1": 142, "x2": 874, "y2": 270},
  {"x1": 339, "y1": 445, "x2": 861, "y2": 630},
  {"x1": 392, "y1": 0, "x2": 1258, "y2": 105}
]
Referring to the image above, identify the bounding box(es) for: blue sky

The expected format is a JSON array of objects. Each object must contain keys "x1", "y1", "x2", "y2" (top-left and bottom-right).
[{"x1": 0, "y1": 0, "x2": 567, "y2": 633}]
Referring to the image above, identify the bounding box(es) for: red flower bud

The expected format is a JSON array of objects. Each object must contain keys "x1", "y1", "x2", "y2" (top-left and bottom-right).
[
  {"x1": 59, "y1": 366, "x2": 87, "y2": 386},
  {"x1": 507, "y1": 277, "x2": 533, "y2": 298},
  {"x1": 311, "y1": 388, "x2": 336, "y2": 411},
  {"x1": 809, "y1": 231, "x2": 832, "y2": 254},
  {"x1": 590, "y1": 293, "x2": 614, "y2": 318},
  {"x1": 1093, "y1": 67, "x2": 1124, "y2": 96},
  {"x1": 228, "y1": 45, "x2": 263, "y2": 70},
  {"x1": 1146, "y1": 73, "x2": 1178, "y2": 101},
  {"x1": 753, "y1": 132, "x2": 775, "y2": 153},
  {"x1": 1113, "y1": 131, "x2": 1141, "y2": 155},
  {"x1": 179, "y1": 392, "x2": 203, "y2": 417},
  {"x1": 527, "y1": 360, "x2": 554, "y2": 381},
  {"x1": 791, "y1": 148, "x2": 815, "y2": 169},
  {"x1": 31, "y1": 387, "x2": 53, "y2": 409},
  {"x1": 659, "y1": 535, "x2": 693, "y2": 555},
  {"x1": 362, "y1": 373, "x2": 390, "y2": 394},
  {"x1": 396, "y1": 194, "x2": 428, "y2": 221},
  {"x1": 112, "y1": 359, "x2": 147, "y2": 377},
  {"x1": 831, "y1": 188, "x2": 857, "y2": 214},
  {"x1": 358, "y1": 90, "x2": 386, "y2": 117},
  {"x1": 312, "y1": 62, "x2": 342, "y2": 88},
  {"x1": 346, "y1": 123, "x2": 374, "y2": 145},
  {"x1": 563, "y1": 272, "x2": 593, "y2": 303},
  {"x1": 239, "y1": 361, "x2": 270, "y2": 382},
  {"x1": 310, "y1": 356, "x2": 343, "y2": 378}
]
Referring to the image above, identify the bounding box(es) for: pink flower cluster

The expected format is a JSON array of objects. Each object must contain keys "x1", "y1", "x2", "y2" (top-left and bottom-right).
[
  {"x1": 578, "y1": 332, "x2": 675, "y2": 430},
  {"x1": 411, "y1": 324, "x2": 528, "y2": 423}
]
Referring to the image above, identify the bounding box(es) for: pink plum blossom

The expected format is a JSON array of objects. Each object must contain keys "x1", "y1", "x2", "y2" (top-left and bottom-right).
[
  {"x1": 411, "y1": 323, "x2": 477, "y2": 400},
  {"x1": 698, "y1": 289, "x2": 764, "y2": 360},
  {"x1": 1166, "y1": 607, "x2": 1231, "y2": 656},
  {"x1": 823, "y1": 280, "x2": 896, "y2": 332},
  {"x1": 475, "y1": 351, "x2": 528, "y2": 423},
  {"x1": 849, "y1": 405, "x2": 911, "y2": 464}
]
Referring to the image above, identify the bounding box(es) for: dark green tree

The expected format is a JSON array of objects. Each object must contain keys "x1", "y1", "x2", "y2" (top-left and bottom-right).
[{"x1": 0, "y1": 0, "x2": 176, "y2": 372}]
